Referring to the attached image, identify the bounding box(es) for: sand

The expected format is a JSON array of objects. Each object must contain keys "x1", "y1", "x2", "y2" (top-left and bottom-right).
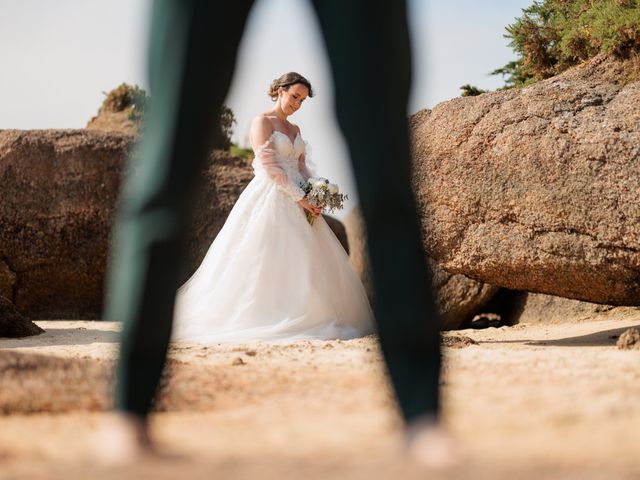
[{"x1": 1, "y1": 318, "x2": 640, "y2": 479}]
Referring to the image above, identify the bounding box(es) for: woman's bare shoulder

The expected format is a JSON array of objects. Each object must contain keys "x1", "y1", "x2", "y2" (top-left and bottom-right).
[
  {"x1": 253, "y1": 112, "x2": 272, "y2": 124},
  {"x1": 250, "y1": 115, "x2": 277, "y2": 147},
  {"x1": 251, "y1": 114, "x2": 275, "y2": 133}
]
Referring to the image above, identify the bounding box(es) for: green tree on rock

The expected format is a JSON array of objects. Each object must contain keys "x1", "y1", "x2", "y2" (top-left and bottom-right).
[{"x1": 495, "y1": 0, "x2": 640, "y2": 88}]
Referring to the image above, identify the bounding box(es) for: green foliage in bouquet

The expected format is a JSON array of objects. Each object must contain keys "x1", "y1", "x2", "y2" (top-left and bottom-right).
[
  {"x1": 301, "y1": 178, "x2": 348, "y2": 225},
  {"x1": 494, "y1": 0, "x2": 640, "y2": 88}
]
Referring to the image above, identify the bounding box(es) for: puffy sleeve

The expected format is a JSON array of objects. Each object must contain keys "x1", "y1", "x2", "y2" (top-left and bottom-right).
[{"x1": 253, "y1": 139, "x2": 306, "y2": 201}]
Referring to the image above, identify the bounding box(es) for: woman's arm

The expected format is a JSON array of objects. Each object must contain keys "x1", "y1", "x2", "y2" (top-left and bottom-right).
[
  {"x1": 292, "y1": 127, "x2": 321, "y2": 218},
  {"x1": 249, "y1": 118, "x2": 320, "y2": 217},
  {"x1": 250, "y1": 116, "x2": 305, "y2": 201},
  {"x1": 249, "y1": 116, "x2": 275, "y2": 150}
]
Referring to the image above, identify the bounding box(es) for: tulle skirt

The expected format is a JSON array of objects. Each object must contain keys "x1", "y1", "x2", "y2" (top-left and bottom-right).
[{"x1": 171, "y1": 175, "x2": 375, "y2": 343}]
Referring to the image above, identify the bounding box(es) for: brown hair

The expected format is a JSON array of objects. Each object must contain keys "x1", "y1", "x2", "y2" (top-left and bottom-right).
[{"x1": 267, "y1": 72, "x2": 314, "y2": 101}]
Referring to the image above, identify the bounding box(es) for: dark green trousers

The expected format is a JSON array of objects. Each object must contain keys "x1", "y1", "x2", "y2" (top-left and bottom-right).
[{"x1": 105, "y1": 0, "x2": 442, "y2": 423}]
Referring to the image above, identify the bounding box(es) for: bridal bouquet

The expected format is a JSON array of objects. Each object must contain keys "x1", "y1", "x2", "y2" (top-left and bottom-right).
[{"x1": 301, "y1": 177, "x2": 348, "y2": 225}]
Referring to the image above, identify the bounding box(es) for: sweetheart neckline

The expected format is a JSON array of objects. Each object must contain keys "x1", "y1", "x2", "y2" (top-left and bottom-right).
[{"x1": 270, "y1": 129, "x2": 301, "y2": 146}]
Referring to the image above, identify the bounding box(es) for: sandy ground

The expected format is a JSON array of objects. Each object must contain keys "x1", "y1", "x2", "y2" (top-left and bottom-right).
[{"x1": 1, "y1": 318, "x2": 640, "y2": 479}]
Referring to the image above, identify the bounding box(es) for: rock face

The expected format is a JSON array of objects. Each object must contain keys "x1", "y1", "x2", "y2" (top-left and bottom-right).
[
  {"x1": 0, "y1": 130, "x2": 254, "y2": 319},
  {"x1": 343, "y1": 206, "x2": 498, "y2": 329},
  {"x1": 0, "y1": 296, "x2": 44, "y2": 338},
  {"x1": 0, "y1": 130, "x2": 129, "y2": 319},
  {"x1": 410, "y1": 55, "x2": 640, "y2": 305}
]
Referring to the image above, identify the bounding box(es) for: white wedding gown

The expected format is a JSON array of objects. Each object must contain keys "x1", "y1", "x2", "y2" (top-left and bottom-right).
[{"x1": 171, "y1": 130, "x2": 375, "y2": 343}]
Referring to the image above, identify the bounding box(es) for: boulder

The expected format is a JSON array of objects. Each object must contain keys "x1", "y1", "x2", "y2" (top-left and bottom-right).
[
  {"x1": 0, "y1": 296, "x2": 44, "y2": 338},
  {"x1": 343, "y1": 206, "x2": 498, "y2": 329},
  {"x1": 410, "y1": 55, "x2": 640, "y2": 305},
  {"x1": 0, "y1": 129, "x2": 253, "y2": 318},
  {"x1": 0, "y1": 130, "x2": 129, "y2": 319}
]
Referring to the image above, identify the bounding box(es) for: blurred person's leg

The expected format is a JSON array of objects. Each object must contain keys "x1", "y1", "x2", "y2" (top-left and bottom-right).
[
  {"x1": 104, "y1": 0, "x2": 255, "y2": 419},
  {"x1": 310, "y1": 0, "x2": 442, "y2": 423}
]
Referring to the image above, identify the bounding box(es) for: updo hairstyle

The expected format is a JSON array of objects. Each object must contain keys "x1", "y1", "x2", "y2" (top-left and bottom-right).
[{"x1": 267, "y1": 72, "x2": 314, "y2": 101}]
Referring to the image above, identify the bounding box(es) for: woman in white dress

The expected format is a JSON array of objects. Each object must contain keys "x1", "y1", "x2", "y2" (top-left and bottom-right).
[{"x1": 171, "y1": 72, "x2": 375, "y2": 343}]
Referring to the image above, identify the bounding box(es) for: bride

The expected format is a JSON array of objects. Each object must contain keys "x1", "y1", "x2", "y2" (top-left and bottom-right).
[{"x1": 171, "y1": 72, "x2": 375, "y2": 343}]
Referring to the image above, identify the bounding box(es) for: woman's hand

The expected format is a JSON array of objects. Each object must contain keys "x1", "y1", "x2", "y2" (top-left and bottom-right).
[{"x1": 298, "y1": 198, "x2": 322, "y2": 219}]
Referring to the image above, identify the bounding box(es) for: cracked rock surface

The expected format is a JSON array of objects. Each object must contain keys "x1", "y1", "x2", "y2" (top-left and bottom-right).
[{"x1": 410, "y1": 55, "x2": 640, "y2": 305}]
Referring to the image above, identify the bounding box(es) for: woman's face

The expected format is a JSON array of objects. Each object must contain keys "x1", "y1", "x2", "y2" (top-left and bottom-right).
[{"x1": 278, "y1": 83, "x2": 309, "y2": 116}]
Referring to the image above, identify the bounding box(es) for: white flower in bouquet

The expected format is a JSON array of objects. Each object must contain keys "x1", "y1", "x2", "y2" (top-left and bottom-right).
[
  {"x1": 300, "y1": 176, "x2": 348, "y2": 225},
  {"x1": 313, "y1": 177, "x2": 329, "y2": 189}
]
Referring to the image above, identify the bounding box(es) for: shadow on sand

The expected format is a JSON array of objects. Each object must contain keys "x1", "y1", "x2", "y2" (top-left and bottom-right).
[{"x1": 476, "y1": 324, "x2": 640, "y2": 348}]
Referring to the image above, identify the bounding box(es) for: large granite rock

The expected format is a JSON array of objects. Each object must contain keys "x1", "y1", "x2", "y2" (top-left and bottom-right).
[
  {"x1": 0, "y1": 130, "x2": 129, "y2": 319},
  {"x1": 343, "y1": 206, "x2": 498, "y2": 329},
  {"x1": 0, "y1": 130, "x2": 254, "y2": 319},
  {"x1": 410, "y1": 55, "x2": 640, "y2": 305}
]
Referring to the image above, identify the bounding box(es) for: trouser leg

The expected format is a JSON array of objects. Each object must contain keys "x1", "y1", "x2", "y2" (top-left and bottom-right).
[
  {"x1": 105, "y1": 0, "x2": 255, "y2": 416},
  {"x1": 310, "y1": 0, "x2": 442, "y2": 422}
]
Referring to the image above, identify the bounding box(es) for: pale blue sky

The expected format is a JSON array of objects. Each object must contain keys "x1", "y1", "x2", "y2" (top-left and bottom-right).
[{"x1": 0, "y1": 0, "x2": 531, "y2": 217}]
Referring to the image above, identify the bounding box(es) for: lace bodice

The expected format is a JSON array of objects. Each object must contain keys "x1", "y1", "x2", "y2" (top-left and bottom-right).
[
  {"x1": 252, "y1": 130, "x2": 315, "y2": 201},
  {"x1": 272, "y1": 130, "x2": 305, "y2": 161}
]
